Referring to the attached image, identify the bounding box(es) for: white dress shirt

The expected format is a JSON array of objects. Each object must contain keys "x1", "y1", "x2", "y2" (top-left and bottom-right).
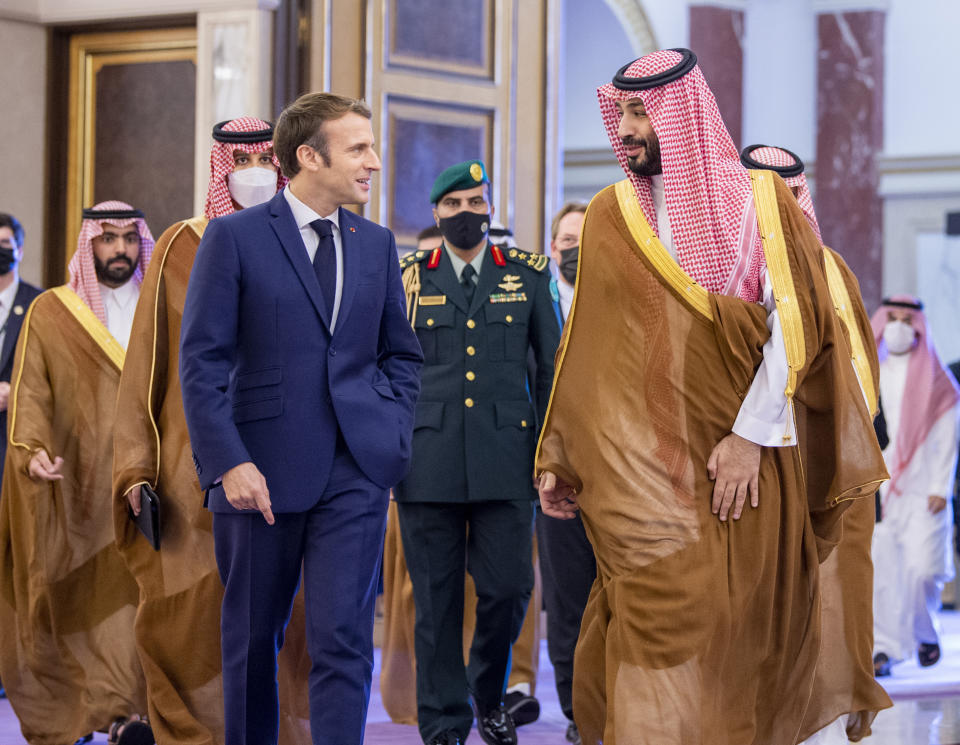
[
  {"x1": 651, "y1": 178, "x2": 796, "y2": 447},
  {"x1": 556, "y1": 277, "x2": 574, "y2": 321},
  {"x1": 284, "y1": 185, "x2": 344, "y2": 331},
  {"x1": 98, "y1": 280, "x2": 139, "y2": 350},
  {"x1": 0, "y1": 276, "x2": 20, "y2": 355}
]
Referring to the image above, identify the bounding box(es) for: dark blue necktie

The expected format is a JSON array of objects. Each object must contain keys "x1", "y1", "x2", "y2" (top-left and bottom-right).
[
  {"x1": 461, "y1": 264, "x2": 477, "y2": 304},
  {"x1": 310, "y1": 218, "x2": 336, "y2": 320}
]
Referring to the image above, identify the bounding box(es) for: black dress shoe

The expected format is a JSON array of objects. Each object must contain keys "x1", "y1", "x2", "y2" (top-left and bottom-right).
[
  {"x1": 504, "y1": 690, "x2": 540, "y2": 726},
  {"x1": 427, "y1": 731, "x2": 462, "y2": 745},
  {"x1": 873, "y1": 652, "x2": 892, "y2": 677},
  {"x1": 565, "y1": 721, "x2": 582, "y2": 745},
  {"x1": 476, "y1": 705, "x2": 517, "y2": 745},
  {"x1": 918, "y1": 642, "x2": 941, "y2": 667}
]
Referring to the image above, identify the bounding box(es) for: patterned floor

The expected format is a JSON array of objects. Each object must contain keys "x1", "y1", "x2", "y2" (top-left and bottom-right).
[{"x1": 4, "y1": 613, "x2": 960, "y2": 744}]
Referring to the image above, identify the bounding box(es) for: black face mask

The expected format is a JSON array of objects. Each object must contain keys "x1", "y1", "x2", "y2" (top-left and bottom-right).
[
  {"x1": 438, "y1": 210, "x2": 490, "y2": 250},
  {"x1": 0, "y1": 246, "x2": 17, "y2": 276},
  {"x1": 558, "y1": 246, "x2": 579, "y2": 285}
]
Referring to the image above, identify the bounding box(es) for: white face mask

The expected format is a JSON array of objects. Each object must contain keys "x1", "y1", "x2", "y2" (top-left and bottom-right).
[
  {"x1": 883, "y1": 320, "x2": 916, "y2": 355},
  {"x1": 227, "y1": 166, "x2": 277, "y2": 209}
]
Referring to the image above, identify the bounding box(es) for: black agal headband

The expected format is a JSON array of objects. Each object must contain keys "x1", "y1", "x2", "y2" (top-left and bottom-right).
[
  {"x1": 882, "y1": 298, "x2": 924, "y2": 311},
  {"x1": 612, "y1": 48, "x2": 698, "y2": 91},
  {"x1": 82, "y1": 207, "x2": 144, "y2": 220},
  {"x1": 740, "y1": 145, "x2": 805, "y2": 179},
  {"x1": 212, "y1": 120, "x2": 274, "y2": 144}
]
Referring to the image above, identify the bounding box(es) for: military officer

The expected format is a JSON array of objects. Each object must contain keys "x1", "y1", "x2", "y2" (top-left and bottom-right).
[{"x1": 395, "y1": 160, "x2": 561, "y2": 745}]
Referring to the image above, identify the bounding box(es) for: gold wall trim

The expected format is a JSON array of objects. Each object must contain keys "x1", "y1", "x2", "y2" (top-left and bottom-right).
[
  {"x1": 66, "y1": 27, "x2": 196, "y2": 280},
  {"x1": 614, "y1": 179, "x2": 712, "y2": 320}
]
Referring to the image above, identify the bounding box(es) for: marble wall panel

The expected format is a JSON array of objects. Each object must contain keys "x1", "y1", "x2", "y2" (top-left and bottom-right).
[
  {"x1": 689, "y1": 5, "x2": 744, "y2": 147},
  {"x1": 816, "y1": 10, "x2": 885, "y2": 310}
]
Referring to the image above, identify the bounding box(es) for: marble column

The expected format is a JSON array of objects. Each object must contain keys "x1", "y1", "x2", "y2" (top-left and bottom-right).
[
  {"x1": 815, "y1": 5, "x2": 886, "y2": 310},
  {"x1": 689, "y1": 2, "x2": 745, "y2": 147}
]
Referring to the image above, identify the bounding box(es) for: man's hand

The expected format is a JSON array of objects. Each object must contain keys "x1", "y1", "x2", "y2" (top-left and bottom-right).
[
  {"x1": 0, "y1": 381, "x2": 11, "y2": 412},
  {"x1": 539, "y1": 470, "x2": 579, "y2": 520},
  {"x1": 127, "y1": 484, "x2": 142, "y2": 515},
  {"x1": 28, "y1": 449, "x2": 64, "y2": 482},
  {"x1": 707, "y1": 432, "x2": 761, "y2": 522},
  {"x1": 222, "y1": 461, "x2": 274, "y2": 525},
  {"x1": 928, "y1": 495, "x2": 948, "y2": 515}
]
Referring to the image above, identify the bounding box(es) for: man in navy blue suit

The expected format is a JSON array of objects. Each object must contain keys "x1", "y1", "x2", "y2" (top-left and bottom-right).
[
  {"x1": 180, "y1": 92, "x2": 423, "y2": 745},
  {"x1": 0, "y1": 212, "x2": 42, "y2": 489}
]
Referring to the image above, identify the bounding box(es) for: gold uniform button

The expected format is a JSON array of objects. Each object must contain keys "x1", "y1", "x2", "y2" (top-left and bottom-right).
[
  {"x1": 466, "y1": 346, "x2": 476, "y2": 356},
  {"x1": 426, "y1": 318, "x2": 435, "y2": 326},
  {"x1": 506, "y1": 315, "x2": 513, "y2": 323},
  {"x1": 521, "y1": 420, "x2": 528, "y2": 428},
  {"x1": 466, "y1": 319, "x2": 476, "y2": 329},
  {"x1": 465, "y1": 398, "x2": 475, "y2": 408},
  {"x1": 466, "y1": 371, "x2": 476, "y2": 381}
]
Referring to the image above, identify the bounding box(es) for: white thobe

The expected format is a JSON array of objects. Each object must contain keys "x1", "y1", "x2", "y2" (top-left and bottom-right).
[
  {"x1": 98, "y1": 280, "x2": 140, "y2": 351},
  {"x1": 872, "y1": 351, "x2": 959, "y2": 660}
]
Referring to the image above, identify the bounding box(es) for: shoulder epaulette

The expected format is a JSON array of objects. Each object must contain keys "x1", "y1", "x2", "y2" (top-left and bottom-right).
[
  {"x1": 504, "y1": 248, "x2": 550, "y2": 273},
  {"x1": 399, "y1": 249, "x2": 432, "y2": 270}
]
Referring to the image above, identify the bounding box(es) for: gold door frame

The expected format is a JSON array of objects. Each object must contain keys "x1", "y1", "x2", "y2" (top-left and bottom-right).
[{"x1": 66, "y1": 28, "x2": 196, "y2": 276}]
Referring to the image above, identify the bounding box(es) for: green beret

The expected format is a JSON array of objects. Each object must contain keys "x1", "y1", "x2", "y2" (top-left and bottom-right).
[{"x1": 429, "y1": 160, "x2": 489, "y2": 203}]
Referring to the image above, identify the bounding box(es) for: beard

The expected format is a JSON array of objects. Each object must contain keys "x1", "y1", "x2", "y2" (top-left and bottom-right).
[
  {"x1": 94, "y1": 254, "x2": 136, "y2": 285},
  {"x1": 623, "y1": 135, "x2": 662, "y2": 177}
]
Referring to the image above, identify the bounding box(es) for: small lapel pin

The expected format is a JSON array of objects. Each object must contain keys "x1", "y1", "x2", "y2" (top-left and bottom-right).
[
  {"x1": 13, "y1": 305, "x2": 23, "y2": 316},
  {"x1": 349, "y1": 227, "x2": 356, "y2": 232}
]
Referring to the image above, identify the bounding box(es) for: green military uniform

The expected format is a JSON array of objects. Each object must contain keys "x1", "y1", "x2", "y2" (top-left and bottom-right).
[{"x1": 394, "y1": 160, "x2": 561, "y2": 745}]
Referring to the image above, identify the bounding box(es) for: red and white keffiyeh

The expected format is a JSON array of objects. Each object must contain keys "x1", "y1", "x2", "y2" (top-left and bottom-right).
[
  {"x1": 205, "y1": 116, "x2": 287, "y2": 219},
  {"x1": 597, "y1": 49, "x2": 765, "y2": 302},
  {"x1": 68, "y1": 200, "x2": 155, "y2": 325},
  {"x1": 870, "y1": 296, "x2": 960, "y2": 499},
  {"x1": 745, "y1": 145, "x2": 823, "y2": 244}
]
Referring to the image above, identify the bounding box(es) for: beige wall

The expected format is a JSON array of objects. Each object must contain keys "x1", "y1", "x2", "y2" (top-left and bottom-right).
[{"x1": 0, "y1": 17, "x2": 46, "y2": 287}]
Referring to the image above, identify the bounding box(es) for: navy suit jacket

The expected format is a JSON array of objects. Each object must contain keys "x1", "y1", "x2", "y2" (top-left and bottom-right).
[
  {"x1": 179, "y1": 191, "x2": 423, "y2": 513},
  {"x1": 0, "y1": 280, "x2": 43, "y2": 478}
]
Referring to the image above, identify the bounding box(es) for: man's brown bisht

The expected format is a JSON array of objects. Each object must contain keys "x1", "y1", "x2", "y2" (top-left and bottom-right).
[
  {"x1": 742, "y1": 144, "x2": 892, "y2": 741},
  {"x1": 535, "y1": 50, "x2": 888, "y2": 745},
  {"x1": 111, "y1": 117, "x2": 312, "y2": 745},
  {"x1": 0, "y1": 290, "x2": 147, "y2": 744}
]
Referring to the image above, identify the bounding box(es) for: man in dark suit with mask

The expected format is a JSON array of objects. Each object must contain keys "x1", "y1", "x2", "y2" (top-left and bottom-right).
[
  {"x1": 395, "y1": 160, "x2": 561, "y2": 745},
  {"x1": 0, "y1": 213, "x2": 42, "y2": 486}
]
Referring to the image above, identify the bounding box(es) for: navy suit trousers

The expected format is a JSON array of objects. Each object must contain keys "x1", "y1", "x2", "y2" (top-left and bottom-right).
[{"x1": 213, "y1": 440, "x2": 389, "y2": 745}]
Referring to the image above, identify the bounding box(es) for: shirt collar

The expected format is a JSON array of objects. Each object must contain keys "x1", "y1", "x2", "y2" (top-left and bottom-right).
[
  {"x1": 444, "y1": 243, "x2": 486, "y2": 280},
  {"x1": 99, "y1": 279, "x2": 139, "y2": 308},
  {"x1": 0, "y1": 276, "x2": 19, "y2": 311},
  {"x1": 284, "y1": 185, "x2": 340, "y2": 231}
]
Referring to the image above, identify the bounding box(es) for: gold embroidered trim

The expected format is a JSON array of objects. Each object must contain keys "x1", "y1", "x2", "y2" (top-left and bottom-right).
[
  {"x1": 51, "y1": 286, "x2": 125, "y2": 370},
  {"x1": 614, "y1": 179, "x2": 712, "y2": 320},
  {"x1": 749, "y1": 170, "x2": 805, "y2": 398},
  {"x1": 822, "y1": 249, "x2": 878, "y2": 416},
  {"x1": 185, "y1": 215, "x2": 209, "y2": 239}
]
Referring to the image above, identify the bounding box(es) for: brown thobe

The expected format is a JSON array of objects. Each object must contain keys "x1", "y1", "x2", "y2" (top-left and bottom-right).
[
  {"x1": 111, "y1": 217, "x2": 312, "y2": 744},
  {"x1": 0, "y1": 287, "x2": 147, "y2": 745},
  {"x1": 535, "y1": 172, "x2": 887, "y2": 745}
]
